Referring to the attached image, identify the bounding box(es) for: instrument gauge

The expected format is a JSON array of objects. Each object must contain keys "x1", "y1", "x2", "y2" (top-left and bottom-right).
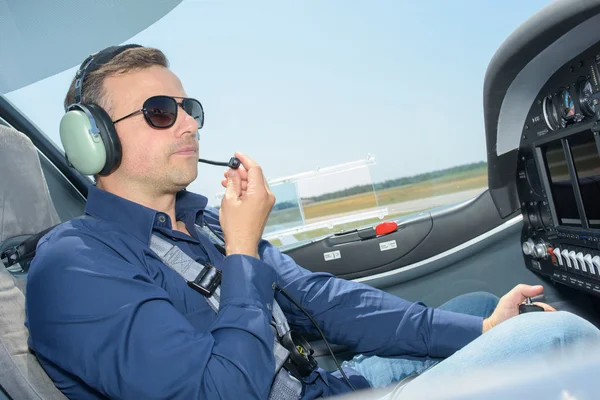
[
  {"x1": 578, "y1": 78, "x2": 596, "y2": 117},
  {"x1": 542, "y1": 95, "x2": 560, "y2": 131},
  {"x1": 559, "y1": 89, "x2": 575, "y2": 120}
]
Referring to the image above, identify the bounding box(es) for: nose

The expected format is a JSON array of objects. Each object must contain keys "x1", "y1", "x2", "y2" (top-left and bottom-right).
[{"x1": 174, "y1": 105, "x2": 199, "y2": 138}]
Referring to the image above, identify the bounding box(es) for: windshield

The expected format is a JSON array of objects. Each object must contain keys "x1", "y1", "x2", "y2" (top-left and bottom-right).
[{"x1": 4, "y1": 0, "x2": 553, "y2": 246}]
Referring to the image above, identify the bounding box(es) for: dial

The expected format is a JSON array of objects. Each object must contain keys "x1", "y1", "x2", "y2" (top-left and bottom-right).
[
  {"x1": 543, "y1": 95, "x2": 560, "y2": 131},
  {"x1": 578, "y1": 78, "x2": 596, "y2": 117},
  {"x1": 538, "y1": 202, "x2": 553, "y2": 229},
  {"x1": 559, "y1": 89, "x2": 575, "y2": 120}
]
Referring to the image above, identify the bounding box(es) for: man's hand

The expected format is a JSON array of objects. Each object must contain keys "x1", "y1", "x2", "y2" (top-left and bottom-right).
[
  {"x1": 219, "y1": 152, "x2": 275, "y2": 258},
  {"x1": 482, "y1": 284, "x2": 556, "y2": 333}
]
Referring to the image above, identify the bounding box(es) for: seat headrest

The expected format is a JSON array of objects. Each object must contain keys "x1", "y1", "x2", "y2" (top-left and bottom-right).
[{"x1": 0, "y1": 126, "x2": 60, "y2": 243}]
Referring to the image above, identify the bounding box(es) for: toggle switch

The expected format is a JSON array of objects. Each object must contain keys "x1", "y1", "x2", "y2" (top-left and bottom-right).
[
  {"x1": 592, "y1": 256, "x2": 600, "y2": 276},
  {"x1": 584, "y1": 254, "x2": 594, "y2": 275},
  {"x1": 562, "y1": 249, "x2": 572, "y2": 269},
  {"x1": 576, "y1": 252, "x2": 587, "y2": 273},
  {"x1": 568, "y1": 251, "x2": 579, "y2": 270},
  {"x1": 554, "y1": 247, "x2": 563, "y2": 266}
]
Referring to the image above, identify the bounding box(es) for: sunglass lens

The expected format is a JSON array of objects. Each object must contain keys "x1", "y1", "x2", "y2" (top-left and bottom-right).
[
  {"x1": 144, "y1": 96, "x2": 177, "y2": 128},
  {"x1": 183, "y1": 98, "x2": 204, "y2": 128}
]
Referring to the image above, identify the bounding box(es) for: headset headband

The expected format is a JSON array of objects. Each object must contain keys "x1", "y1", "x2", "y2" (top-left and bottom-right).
[{"x1": 71, "y1": 44, "x2": 143, "y2": 106}]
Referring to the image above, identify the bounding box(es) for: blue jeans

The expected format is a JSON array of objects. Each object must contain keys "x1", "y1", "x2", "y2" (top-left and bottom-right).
[{"x1": 341, "y1": 291, "x2": 600, "y2": 392}]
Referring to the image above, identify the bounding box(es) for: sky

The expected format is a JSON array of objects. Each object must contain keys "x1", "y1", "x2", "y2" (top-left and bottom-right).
[{"x1": 5, "y1": 0, "x2": 554, "y2": 206}]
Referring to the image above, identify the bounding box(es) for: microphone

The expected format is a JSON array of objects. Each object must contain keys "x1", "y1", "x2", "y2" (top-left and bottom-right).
[{"x1": 198, "y1": 157, "x2": 241, "y2": 169}]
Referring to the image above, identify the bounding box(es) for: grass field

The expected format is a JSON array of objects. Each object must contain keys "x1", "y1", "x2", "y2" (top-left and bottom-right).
[
  {"x1": 267, "y1": 207, "x2": 304, "y2": 226},
  {"x1": 302, "y1": 166, "x2": 487, "y2": 220},
  {"x1": 266, "y1": 166, "x2": 488, "y2": 245}
]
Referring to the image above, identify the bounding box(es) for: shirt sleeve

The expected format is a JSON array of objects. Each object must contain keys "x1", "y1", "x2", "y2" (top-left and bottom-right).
[
  {"x1": 257, "y1": 238, "x2": 483, "y2": 359},
  {"x1": 25, "y1": 225, "x2": 279, "y2": 400}
]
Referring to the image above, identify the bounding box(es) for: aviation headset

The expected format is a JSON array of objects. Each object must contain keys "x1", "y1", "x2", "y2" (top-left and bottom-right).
[{"x1": 59, "y1": 44, "x2": 143, "y2": 176}]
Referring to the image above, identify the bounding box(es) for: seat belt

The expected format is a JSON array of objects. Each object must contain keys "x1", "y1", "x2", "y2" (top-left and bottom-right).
[
  {"x1": 1, "y1": 224, "x2": 58, "y2": 271},
  {"x1": 149, "y1": 232, "x2": 304, "y2": 400}
]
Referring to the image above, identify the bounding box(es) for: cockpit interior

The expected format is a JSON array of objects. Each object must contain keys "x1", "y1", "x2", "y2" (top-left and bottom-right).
[{"x1": 3, "y1": 0, "x2": 600, "y2": 398}]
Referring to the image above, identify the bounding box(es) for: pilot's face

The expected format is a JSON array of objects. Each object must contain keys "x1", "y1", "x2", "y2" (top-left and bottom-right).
[{"x1": 102, "y1": 66, "x2": 199, "y2": 194}]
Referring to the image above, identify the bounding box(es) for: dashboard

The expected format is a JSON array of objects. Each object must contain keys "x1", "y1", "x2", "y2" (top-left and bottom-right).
[{"x1": 518, "y1": 40, "x2": 600, "y2": 296}]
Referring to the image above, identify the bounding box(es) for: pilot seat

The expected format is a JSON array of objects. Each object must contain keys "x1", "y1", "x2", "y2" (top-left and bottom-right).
[{"x1": 0, "y1": 125, "x2": 66, "y2": 399}]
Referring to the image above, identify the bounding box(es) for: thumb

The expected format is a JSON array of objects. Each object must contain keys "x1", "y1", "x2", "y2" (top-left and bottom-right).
[
  {"x1": 515, "y1": 284, "x2": 544, "y2": 300},
  {"x1": 224, "y1": 170, "x2": 241, "y2": 200}
]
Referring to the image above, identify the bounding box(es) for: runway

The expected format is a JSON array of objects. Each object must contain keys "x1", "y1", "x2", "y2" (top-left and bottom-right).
[{"x1": 305, "y1": 187, "x2": 487, "y2": 224}]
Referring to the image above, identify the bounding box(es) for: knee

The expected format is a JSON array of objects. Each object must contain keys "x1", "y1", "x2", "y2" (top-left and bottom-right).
[
  {"x1": 471, "y1": 291, "x2": 500, "y2": 304},
  {"x1": 518, "y1": 311, "x2": 600, "y2": 345},
  {"x1": 463, "y1": 291, "x2": 500, "y2": 309},
  {"x1": 439, "y1": 291, "x2": 500, "y2": 317}
]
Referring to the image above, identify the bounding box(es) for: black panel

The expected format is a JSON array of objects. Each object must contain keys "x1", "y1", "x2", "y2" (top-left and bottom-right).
[
  {"x1": 484, "y1": 0, "x2": 600, "y2": 218},
  {"x1": 389, "y1": 190, "x2": 512, "y2": 268},
  {"x1": 384, "y1": 223, "x2": 600, "y2": 321},
  {"x1": 518, "y1": 121, "x2": 600, "y2": 298},
  {"x1": 543, "y1": 139, "x2": 582, "y2": 227},
  {"x1": 285, "y1": 190, "x2": 514, "y2": 280},
  {"x1": 570, "y1": 132, "x2": 600, "y2": 228},
  {"x1": 487, "y1": 149, "x2": 520, "y2": 218},
  {"x1": 286, "y1": 213, "x2": 432, "y2": 279}
]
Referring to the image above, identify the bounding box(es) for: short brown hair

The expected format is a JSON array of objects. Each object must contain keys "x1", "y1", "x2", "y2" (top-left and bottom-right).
[{"x1": 63, "y1": 46, "x2": 169, "y2": 115}]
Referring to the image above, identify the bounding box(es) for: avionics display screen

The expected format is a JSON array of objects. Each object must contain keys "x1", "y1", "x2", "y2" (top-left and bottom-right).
[
  {"x1": 542, "y1": 140, "x2": 581, "y2": 227},
  {"x1": 569, "y1": 131, "x2": 600, "y2": 228}
]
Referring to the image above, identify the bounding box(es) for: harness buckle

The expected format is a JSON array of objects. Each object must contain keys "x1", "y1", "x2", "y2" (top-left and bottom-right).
[
  {"x1": 281, "y1": 330, "x2": 318, "y2": 379},
  {"x1": 187, "y1": 262, "x2": 221, "y2": 297},
  {"x1": 1, "y1": 246, "x2": 20, "y2": 268}
]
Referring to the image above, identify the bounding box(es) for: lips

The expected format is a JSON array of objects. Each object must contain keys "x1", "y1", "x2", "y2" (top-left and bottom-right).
[{"x1": 173, "y1": 146, "x2": 198, "y2": 155}]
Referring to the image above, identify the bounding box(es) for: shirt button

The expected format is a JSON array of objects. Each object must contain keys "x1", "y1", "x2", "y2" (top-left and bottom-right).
[
  {"x1": 158, "y1": 215, "x2": 166, "y2": 223},
  {"x1": 271, "y1": 282, "x2": 277, "y2": 290},
  {"x1": 267, "y1": 303, "x2": 272, "y2": 311}
]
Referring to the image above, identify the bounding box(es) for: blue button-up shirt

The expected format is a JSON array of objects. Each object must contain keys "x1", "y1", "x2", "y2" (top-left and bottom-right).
[{"x1": 25, "y1": 185, "x2": 483, "y2": 399}]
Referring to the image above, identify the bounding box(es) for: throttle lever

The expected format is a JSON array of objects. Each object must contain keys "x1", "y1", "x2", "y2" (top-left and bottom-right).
[{"x1": 519, "y1": 297, "x2": 544, "y2": 314}]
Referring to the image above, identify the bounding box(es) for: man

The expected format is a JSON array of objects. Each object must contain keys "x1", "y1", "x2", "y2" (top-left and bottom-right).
[{"x1": 25, "y1": 44, "x2": 600, "y2": 400}]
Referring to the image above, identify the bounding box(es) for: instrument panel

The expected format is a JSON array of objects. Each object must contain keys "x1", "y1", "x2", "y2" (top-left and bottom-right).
[{"x1": 517, "y1": 42, "x2": 600, "y2": 296}]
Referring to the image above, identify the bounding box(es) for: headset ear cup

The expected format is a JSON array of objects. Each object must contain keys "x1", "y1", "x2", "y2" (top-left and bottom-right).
[
  {"x1": 60, "y1": 105, "x2": 107, "y2": 175},
  {"x1": 87, "y1": 104, "x2": 122, "y2": 175}
]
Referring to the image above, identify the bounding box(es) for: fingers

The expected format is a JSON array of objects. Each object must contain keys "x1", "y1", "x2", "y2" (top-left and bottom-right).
[
  {"x1": 224, "y1": 166, "x2": 248, "y2": 182},
  {"x1": 234, "y1": 153, "x2": 267, "y2": 194},
  {"x1": 234, "y1": 152, "x2": 259, "y2": 170},
  {"x1": 222, "y1": 178, "x2": 247, "y2": 191},
  {"x1": 511, "y1": 284, "x2": 544, "y2": 302},
  {"x1": 533, "y1": 302, "x2": 556, "y2": 312},
  {"x1": 222, "y1": 152, "x2": 270, "y2": 199},
  {"x1": 224, "y1": 170, "x2": 242, "y2": 200},
  {"x1": 263, "y1": 174, "x2": 273, "y2": 196}
]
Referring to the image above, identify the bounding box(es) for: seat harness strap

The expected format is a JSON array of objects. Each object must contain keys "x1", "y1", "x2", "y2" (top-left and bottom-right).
[{"x1": 149, "y1": 230, "x2": 303, "y2": 400}]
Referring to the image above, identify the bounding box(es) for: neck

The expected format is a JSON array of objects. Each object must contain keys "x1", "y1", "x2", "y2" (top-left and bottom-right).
[{"x1": 97, "y1": 178, "x2": 182, "y2": 231}]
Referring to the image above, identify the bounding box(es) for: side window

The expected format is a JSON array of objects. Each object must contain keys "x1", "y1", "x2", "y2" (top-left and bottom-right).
[
  {"x1": 261, "y1": 157, "x2": 487, "y2": 248},
  {"x1": 38, "y1": 151, "x2": 86, "y2": 222},
  {"x1": 2, "y1": 1, "x2": 547, "y2": 250}
]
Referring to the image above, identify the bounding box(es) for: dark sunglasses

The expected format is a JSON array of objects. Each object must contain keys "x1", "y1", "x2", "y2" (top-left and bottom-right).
[{"x1": 112, "y1": 95, "x2": 204, "y2": 129}]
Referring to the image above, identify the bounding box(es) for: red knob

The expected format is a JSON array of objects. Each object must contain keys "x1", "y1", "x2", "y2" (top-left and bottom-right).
[{"x1": 375, "y1": 221, "x2": 398, "y2": 236}]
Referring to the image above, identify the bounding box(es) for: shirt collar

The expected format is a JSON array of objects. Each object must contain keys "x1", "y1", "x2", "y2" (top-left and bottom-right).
[{"x1": 84, "y1": 185, "x2": 209, "y2": 245}]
